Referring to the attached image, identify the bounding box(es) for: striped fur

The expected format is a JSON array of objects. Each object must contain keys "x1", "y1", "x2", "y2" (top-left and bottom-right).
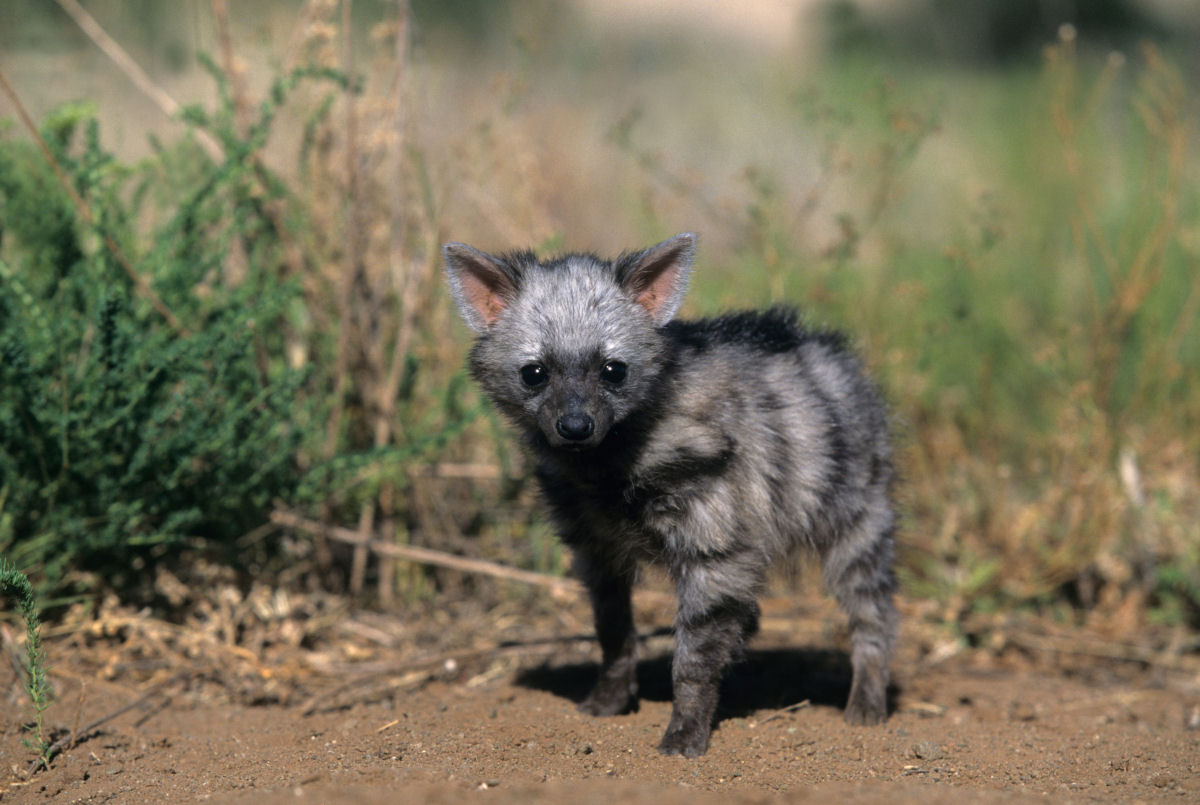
[{"x1": 444, "y1": 234, "x2": 897, "y2": 757}]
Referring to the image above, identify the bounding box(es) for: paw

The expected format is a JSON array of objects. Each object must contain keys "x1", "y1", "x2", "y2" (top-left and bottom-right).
[
  {"x1": 844, "y1": 689, "x2": 887, "y2": 726},
  {"x1": 578, "y1": 679, "x2": 637, "y2": 717},
  {"x1": 656, "y1": 723, "x2": 710, "y2": 758}
]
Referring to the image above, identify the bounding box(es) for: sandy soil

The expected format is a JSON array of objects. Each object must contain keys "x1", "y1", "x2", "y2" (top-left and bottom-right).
[{"x1": 3, "y1": 593, "x2": 1199, "y2": 804}]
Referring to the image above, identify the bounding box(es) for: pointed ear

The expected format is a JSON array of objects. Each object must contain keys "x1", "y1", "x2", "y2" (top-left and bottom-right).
[
  {"x1": 443, "y1": 242, "x2": 519, "y2": 333},
  {"x1": 616, "y1": 233, "x2": 695, "y2": 326}
]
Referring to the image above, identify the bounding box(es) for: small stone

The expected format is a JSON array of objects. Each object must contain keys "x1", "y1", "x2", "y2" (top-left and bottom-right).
[
  {"x1": 1150, "y1": 773, "x2": 1176, "y2": 789},
  {"x1": 911, "y1": 741, "x2": 943, "y2": 761},
  {"x1": 1008, "y1": 701, "x2": 1037, "y2": 722}
]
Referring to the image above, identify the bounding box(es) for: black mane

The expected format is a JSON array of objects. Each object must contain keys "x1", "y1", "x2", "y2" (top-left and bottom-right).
[{"x1": 663, "y1": 306, "x2": 848, "y2": 354}]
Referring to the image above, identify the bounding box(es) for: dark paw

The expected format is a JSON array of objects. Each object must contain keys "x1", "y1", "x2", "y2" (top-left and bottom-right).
[
  {"x1": 578, "y1": 680, "x2": 637, "y2": 717},
  {"x1": 656, "y1": 724, "x2": 710, "y2": 758},
  {"x1": 844, "y1": 691, "x2": 887, "y2": 726}
]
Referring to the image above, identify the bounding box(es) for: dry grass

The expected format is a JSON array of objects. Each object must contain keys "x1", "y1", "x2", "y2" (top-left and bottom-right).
[{"x1": 3, "y1": 3, "x2": 1198, "y2": 643}]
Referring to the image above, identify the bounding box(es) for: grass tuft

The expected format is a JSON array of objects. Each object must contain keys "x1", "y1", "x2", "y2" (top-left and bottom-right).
[{"x1": 0, "y1": 557, "x2": 52, "y2": 770}]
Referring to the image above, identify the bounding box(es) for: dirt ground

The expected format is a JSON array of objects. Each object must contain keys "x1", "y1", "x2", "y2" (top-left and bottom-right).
[{"x1": 3, "y1": 589, "x2": 1199, "y2": 804}]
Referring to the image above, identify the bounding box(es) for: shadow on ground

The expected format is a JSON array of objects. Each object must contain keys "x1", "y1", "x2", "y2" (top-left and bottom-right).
[{"x1": 515, "y1": 642, "x2": 902, "y2": 722}]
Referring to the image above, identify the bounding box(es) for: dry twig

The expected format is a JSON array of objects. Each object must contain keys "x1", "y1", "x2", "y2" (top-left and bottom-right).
[
  {"x1": 754, "y1": 698, "x2": 811, "y2": 725},
  {"x1": 271, "y1": 509, "x2": 584, "y2": 596},
  {"x1": 1004, "y1": 629, "x2": 1200, "y2": 673},
  {"x1": 299, "y1": 635, "x2": 599, "y2": 715}
]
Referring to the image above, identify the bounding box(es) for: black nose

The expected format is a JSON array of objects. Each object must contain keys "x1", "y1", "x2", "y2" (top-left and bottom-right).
[{"x1": 555, "y1": 412, "x2": 595, "y2": 441}]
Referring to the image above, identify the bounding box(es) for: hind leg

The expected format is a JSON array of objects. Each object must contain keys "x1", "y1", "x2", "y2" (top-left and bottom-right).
[{"x1": 821, "y1": 502, "x2": 897, "y2": 725}]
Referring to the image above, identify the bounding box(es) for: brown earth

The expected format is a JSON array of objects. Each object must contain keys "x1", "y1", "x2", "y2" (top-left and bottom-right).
[{"x1": 3, "y1": 589, "x2": 1199, "y2": 804}]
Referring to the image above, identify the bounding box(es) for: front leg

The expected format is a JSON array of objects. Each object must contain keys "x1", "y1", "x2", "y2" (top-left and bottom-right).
[
  {"x1": 659, "y1": 560, "x2": 762, "y2": 757},
  {"x1": 573, "y1": 549, "x2": 639, "y2": 716}
]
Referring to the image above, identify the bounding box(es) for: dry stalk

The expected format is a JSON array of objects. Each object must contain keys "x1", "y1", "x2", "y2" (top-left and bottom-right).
[
  {"x1": 376, "y1": 1, "x2": 434, "y2": 602},
  {"x1": 1004, "y1": 628, "x2": 1200, "y2": 674},
  {"x1": 322, "y1": 1, "x2": 357, "y2": 464},
  {"x1": 211, "y1": 0, "x2": 252, "y2": 136},
  {"x1": 209, "y1": 0, "x2": 255, "y2": 290},
  {"x1": 0, "y1": 66, "x2": 187, "y2": 336},
  {"x1": 281, "y1": 0, "x2": 339, "y2": 73},
  {"x1": 333, "y1": 0, "x2": 377, "y2": 597},
  {"x1": 53, "y1": 0, "x2": 224, "y2": 163},
  {"x1": 315, "y1": 0, "x2": 433, "y2": 600},
  {"x1": 349, "y1": 504, "x2": 375, "y2": 598},
  {"x1": 1049, "y1": 40, "x2": 1191, "y2": 418},
  {"x1": 1048, "y1": 37, "x2": 1121, "y2": 313},
  {"x1": 51, "y1": 0, "x2": 331, "y2": 382},
  {"x1": 49, "y1": 0, "x2": 314, "y2": 321},
  {"x1": 1124, "y1": 45, "x2": 1195, "y2": 406}
]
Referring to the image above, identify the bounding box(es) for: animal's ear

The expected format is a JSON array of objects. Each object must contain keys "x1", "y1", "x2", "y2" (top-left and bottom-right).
[
  {"x1": 616, "y1": 233, "x2": 695, "y2": 326},
  {"x1": 443, "y1": 243, "x2": 519, "y2": 333}
]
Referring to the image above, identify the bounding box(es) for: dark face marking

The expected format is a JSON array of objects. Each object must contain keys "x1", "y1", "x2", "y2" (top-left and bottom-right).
[{"x1": 532, "y1": 355, "x2": 621, "y2": 451}]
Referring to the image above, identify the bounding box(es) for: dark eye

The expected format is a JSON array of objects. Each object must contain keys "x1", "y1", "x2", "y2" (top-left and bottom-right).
[
  {"x1": 519, "y1": 363, "x2": 548, "y2": 387},
  {"x1": 601, "y1": 361, "x2": 627, "y2": 384}
]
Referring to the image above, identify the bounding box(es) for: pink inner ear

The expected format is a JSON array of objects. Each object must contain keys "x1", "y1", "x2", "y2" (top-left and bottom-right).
[
  {"x1": 462, "y1": 268, "x2": 509, "y2": 326},
  {"x1": 634, "y1": 261, "x2": 681, "y2": 318},
  {"x1": 636, "y1": 284, "x2": 666, "y2": 315}
]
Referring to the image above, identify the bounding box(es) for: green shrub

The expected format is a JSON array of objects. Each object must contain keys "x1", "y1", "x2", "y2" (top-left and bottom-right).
[{"x1": 0, "y1": 101, "x2": 311, "y2": 599}]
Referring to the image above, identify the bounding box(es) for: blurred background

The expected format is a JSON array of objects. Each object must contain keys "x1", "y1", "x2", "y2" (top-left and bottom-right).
[{"x1": 1, "y1": 0, "x2": 1198, "y2": 651}]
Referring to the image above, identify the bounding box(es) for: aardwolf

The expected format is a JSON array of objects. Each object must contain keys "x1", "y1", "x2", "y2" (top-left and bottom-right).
[{"x1": 444, "y1": 233, "x2": 896, "y2": 757}]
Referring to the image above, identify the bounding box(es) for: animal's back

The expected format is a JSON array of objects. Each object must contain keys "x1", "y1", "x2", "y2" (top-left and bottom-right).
[{"x1": 630, "y1": 307, "x2": 891, "y2": 557}]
